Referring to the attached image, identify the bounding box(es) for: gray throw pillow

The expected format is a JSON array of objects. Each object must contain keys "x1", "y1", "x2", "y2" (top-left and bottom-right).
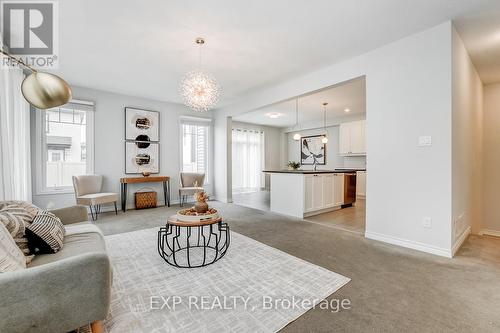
[{"x1": 26, "y1": 211, "x2": 65, "y2": 254}]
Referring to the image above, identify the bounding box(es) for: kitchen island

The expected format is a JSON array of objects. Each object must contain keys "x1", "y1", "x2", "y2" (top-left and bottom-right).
[{"x1": 264, "y1": 170, "x2": 361, "y2": 218}]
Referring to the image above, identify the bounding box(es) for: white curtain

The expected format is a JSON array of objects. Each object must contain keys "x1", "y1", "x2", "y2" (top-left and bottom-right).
[
  {"x1": 0, "y1": 67, "x2": 32, "y2": 201},
  {"x1": 232, "y1": 128, "x2": 265, "y2": 191}
]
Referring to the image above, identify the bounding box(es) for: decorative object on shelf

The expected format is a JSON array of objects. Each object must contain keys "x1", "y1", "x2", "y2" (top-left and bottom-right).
[
  {"x1": 125, "y1": 141, "x2": 159, "y2": 174},
  {"x1": 321, "y1": 102, "x2": 329, "y2": 144},
  {"x1": 292, "y1": 97, "x2": 301, "y2": 141},
  {"x1": 193, "y1": 190, "x2": 209, "y2": 213},
  {"x1": 287, "y1": 161, "x2": 301, "y2": 170},
  {"x1": 142, "y1": 172, "x2": 151, "y2": 177},
  {"x1": 0, "y1": 49, "x2": 72, "y2": 109},
  {"x1": 180, "y1": 37, "x2": 220, "y2": 112},
  {"x1": 301, "y1": 135, "x2": 326, "y2": 165},
  {"x1": 125, "y1": 107, "x2": 160, "y2": 142}
]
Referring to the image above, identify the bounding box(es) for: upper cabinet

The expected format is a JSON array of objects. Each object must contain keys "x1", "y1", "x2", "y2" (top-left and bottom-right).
[{"x1": 339, "y1": 120, "x2": 366, "y2": 155}]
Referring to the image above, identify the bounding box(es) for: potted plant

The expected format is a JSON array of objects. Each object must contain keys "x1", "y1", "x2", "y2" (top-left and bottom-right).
[{"x1": 287, "y1": 161, "x2": 301, "y2": 170}]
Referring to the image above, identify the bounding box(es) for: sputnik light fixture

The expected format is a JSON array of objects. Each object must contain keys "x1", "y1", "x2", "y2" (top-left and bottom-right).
[
  {"x1": 321, "y1": 102, "x2": 329, "y2": 144},
  {"x1": 293, "y1": 97, "x2": 301, "y2": 141},
  {"x1": 0, "y1": 49, "x2": 72, "y2": 109},
  {"x1": 180, "y1": 37, "x2": 221, "y2": 112}
]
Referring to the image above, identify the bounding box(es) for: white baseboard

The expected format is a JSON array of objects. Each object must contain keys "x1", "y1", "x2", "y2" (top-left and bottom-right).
[
  {"x1": 479, "y1": 229, "x2": 500, "y2": 238},
  {"x1": 452, "y1": 226, "x2": 471, "y2": 257},
  {"x1": 365, "y1": 231, "x2": 452, "y2": 258}
]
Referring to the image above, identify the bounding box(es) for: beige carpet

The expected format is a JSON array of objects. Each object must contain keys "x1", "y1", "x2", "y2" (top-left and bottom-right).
[{"x1": 103, "y1": 227, "x2": 350, "y2": 333}]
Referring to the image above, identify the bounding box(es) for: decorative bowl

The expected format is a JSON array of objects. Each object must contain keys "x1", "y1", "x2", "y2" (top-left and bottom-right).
[
  {"x1": 176, "y1": 208, "x2": 218, "y2": 222},
  {"x1": 142, "y1": 172, "x2": 151, "y2": 177}
]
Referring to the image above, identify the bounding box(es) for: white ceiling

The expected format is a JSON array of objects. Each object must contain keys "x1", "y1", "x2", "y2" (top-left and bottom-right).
[
  {"x1": 53, "y1": 0, "x2": 500, "y2": 106},
  {"x1": 234, "y1": 77, "x2": 366, "y2": 128}
]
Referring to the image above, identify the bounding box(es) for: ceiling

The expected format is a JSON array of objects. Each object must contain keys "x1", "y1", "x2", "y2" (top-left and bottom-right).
[
  {"x1": 234, "y1": 77, "x2": 365, "y2": 128},
  {"x1": 53, "y1": 0, "x2": 500, "y2": 106}
]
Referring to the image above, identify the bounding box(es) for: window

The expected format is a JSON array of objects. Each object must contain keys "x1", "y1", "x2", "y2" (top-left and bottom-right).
[
  {"x1": 36, "y1": 100, "x2": 94, "y2": 193},
  {"x1": 180, "y1": 117, "x2": 211, "y2": 184},
  {"x1": 231, "y1": 128, "x2": 265, "y2": 191}
]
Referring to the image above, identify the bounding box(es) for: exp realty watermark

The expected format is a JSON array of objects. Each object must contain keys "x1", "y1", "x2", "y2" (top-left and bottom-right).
[
  {"x1": 151, "y1": 296, "x2": 351, "y2": 314},
  {"x1": 1, "y1": 0, "x2": 59, "y2": 68}
]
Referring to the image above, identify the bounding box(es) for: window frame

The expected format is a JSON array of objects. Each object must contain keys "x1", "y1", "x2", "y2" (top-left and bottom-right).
[
  {"x1": 179, "y1": 116, "x2": 212, "y2": 185},
  {"x1": 35, "y1": 100, "x2": 95, "y2": 195}
]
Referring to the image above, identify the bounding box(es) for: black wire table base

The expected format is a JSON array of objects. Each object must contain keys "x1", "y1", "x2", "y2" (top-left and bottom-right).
[{"x1": 158, "y1": 221, "x2": 230, "y2": 268}]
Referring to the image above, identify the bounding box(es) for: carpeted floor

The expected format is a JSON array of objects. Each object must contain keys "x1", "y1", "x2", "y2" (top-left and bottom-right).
[{"x1": 95, "y1": 201, "x2": 500, "y2": 332}]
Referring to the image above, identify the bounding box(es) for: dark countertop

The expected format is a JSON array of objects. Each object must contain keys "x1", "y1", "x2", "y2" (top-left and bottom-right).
[{"x1": 263, "y1": 169, "x2": 365, "y2": 174}]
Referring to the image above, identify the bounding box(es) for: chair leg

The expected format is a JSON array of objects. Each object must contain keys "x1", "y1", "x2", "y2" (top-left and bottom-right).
[
  {"x1": 179, "y1": 191, "x2": 183, "y2": 207},
  {"x1": 114, "y1": 201, "x2": 118, "y2": 215},
  {"x1": 90, "y1": 320, "x2": 104, "y2": 333},
  {"x1": 89, "y1": 205, "x2": 95, "y2": 221}
]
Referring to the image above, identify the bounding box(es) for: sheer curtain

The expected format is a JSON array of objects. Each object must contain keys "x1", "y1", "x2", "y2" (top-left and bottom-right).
[
  {"x1": 0, "y1": 66, "x2": 32, "y2": 201},
  {"x1": 232, "y1": 128, "x2": 265, "y2": 192}
]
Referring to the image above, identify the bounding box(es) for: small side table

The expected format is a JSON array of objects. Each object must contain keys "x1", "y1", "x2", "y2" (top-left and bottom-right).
[
  {"x1": 120, "y1": 176, "x2": 170, "y2": 212},
  {"x1": 158, "y1": 215, "x2": 230, "y2": 268}
]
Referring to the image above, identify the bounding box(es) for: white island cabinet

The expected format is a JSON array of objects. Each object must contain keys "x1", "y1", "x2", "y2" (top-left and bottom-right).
[{"x1": 268, "y1": 172, "x2": 345, "y2": 218}]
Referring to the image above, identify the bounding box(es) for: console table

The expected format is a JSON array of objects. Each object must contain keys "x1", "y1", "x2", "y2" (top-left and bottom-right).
[{"x1": 120, "y1": 176, "x2": 170, "y2": 212}]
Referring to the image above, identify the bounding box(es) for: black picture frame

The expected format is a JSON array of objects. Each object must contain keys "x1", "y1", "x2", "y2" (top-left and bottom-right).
[{"x1": 300, "y1": 135, "x2": 326, "y2": 165}]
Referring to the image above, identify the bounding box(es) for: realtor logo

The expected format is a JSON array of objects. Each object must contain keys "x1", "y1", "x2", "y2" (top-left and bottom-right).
[{"x1": 1, "y1": 0, "x2": 59, "y2": 68}]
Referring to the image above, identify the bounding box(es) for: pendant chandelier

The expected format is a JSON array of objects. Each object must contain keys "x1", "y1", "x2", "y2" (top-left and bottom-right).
[
  {"x1": 180, "y1": 37, "x2": 220, "y2": 112},
  {"x1": 321, "y1": 102, "x2": 329, "y2": 144},
  {"x1": 293, "y1": 97, "x2": 301, "y2": 141}
]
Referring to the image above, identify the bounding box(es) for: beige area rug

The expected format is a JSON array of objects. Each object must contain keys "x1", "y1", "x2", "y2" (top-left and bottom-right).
[{"x1": 103, "y1": 227, "x2": 350, "y2": 332}]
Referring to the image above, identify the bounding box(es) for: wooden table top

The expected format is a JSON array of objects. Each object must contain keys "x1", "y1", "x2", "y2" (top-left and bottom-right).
[
  {"x1": 167, "y1": 215, "x2": 222, "y2": 227},
  {"x1": 120, "y1": 176, "x2": 170, "y2": 183}
]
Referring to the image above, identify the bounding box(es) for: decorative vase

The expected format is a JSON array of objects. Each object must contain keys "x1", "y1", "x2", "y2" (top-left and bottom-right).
[{"x1": 194, "y1": 201, "x2": 209, "y2": 214}]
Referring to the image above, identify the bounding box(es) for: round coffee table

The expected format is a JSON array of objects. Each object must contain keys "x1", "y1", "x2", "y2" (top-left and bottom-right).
[{"x1": 157, "y1": 215, "x2": 230, "y2": 268}]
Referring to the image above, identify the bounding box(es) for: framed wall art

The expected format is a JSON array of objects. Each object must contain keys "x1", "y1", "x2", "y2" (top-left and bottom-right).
[
  {"x1": 300, "y1": 135, "x2": 326, "y2": 165},
  {"x1": 125, "y1": 107, "x2": 160, "y2": 142},
  {"x1": 125, "y1": 141, "x2": 160, "y2": 174}
]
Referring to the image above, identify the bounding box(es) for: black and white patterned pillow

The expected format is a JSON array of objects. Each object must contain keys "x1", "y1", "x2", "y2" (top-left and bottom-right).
[{"x1": 26, "y1": 211, "x2": 66, "y2": 254}]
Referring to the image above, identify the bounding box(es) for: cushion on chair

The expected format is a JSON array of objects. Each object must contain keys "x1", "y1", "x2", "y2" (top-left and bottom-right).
[
  {"x1": 76, "y1": 192, "x2": 118, "y2": 205},
  {"x1": 0, "y1": 223, "x2": 26, "y2": 272},
  {"x1": 25, "y1": 211, "x2": 66, "y2": 254},
  {"x1": 179, "y1": 187, "x2": 204, "y2": 195}
]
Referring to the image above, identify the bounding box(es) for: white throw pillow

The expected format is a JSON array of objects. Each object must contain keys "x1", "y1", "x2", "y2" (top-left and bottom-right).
[{"x1": 0, "y1": 222, "x2": 26, "y2": 272}]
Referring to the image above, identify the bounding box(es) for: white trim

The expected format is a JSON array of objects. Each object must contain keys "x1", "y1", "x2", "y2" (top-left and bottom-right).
[
  {"x1": 479, "y1": 229, "x2": 500, "y2": 238},
  {"x1": 179, "y1": 115, "x2": 212, "y2": 123},
  {"x1": 365, "y1": 231, "x2": 452, "y2": 258},
  {"x1": 70, "y1": 99, "x2": 95, "y2": 106},
  {"x1": 452, "y1": 226, "x2": 471, "y2": 257}
]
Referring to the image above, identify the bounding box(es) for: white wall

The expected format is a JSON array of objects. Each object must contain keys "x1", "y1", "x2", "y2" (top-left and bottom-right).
[
  {"x1": 31, "y1": 86, "x2": 213, "y2": 209},
  {"x1": 214, "y1": 22, "x2": 456, "y2": 256},
  {"x1": 231, "y1": 121, "x2": 283, "y2": 189},
  {"x1": 482, "y1": 83, "x2": 500, "y2": 236},
  {"x1": 451, "y1": 28, "x2": 484, "y2": 251}
]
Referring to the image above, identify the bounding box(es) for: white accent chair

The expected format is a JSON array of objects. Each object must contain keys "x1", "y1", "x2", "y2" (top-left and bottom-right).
[
  {"x1": 179, "y1": 173, "x2": 205, "y2": 206},
  {"x1": 72, "y1": 175, "x2": 118, "y2": 220}
]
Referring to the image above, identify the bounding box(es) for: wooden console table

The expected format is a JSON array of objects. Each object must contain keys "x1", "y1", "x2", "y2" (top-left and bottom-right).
[{"x1": 120, "y1": 176, "x2": 170, "y2": 212}]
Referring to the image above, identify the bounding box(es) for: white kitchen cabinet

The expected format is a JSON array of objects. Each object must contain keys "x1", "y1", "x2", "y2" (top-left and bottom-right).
[
  {"x1": 323, "y1": 174, "x2": 335, "y2": 208},
  {"x1": 304, "y1": 175, "x2": 314, "y2": 212},
  {"x1": 269, "y1": 172, "x2": 344, "y2": 218},
  {"x1": 339, "y1": 120, "x2": 366, "y2": 155},
  {"x1": 333, "y1": 173, "x2": 345, "y2": 206},
  {"x1": 312, "y1": 175, "x2": 324, "y2": 210},
  {"x1": 356, "y1": 171, "x2": 366, "y2": 198}
]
